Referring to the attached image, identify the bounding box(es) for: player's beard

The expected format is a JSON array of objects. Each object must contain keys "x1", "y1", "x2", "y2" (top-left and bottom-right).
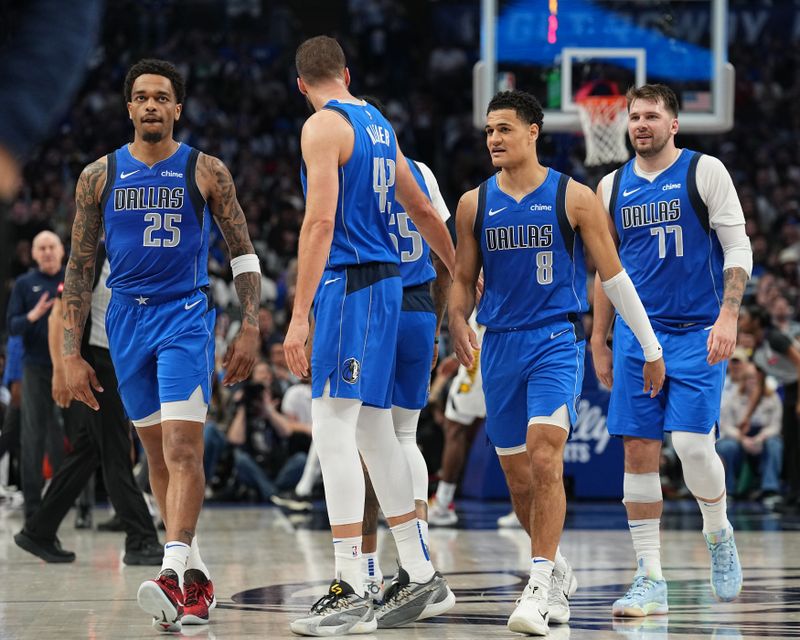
[
  {"x1": 142, "y1": 130, "x2": 164, "y2": 144},
  {"x1": 632, "y1": 129, "x2": 670, "y2": 158}
]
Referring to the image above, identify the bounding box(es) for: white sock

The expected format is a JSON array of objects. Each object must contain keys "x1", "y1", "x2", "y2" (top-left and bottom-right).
[
  {"x1": 333, "y1": 536, "x2": 363, "y2": 593},
  {"x1": 436, "y1": 481, "x2": 456, "y2": 507},
  {"x1": 187, "y1": 535, "x2": 210, "y2": 578},
  {"x1": 362, "y1": 551, "x2": 383, "y2": 584},
  {"x1": 390, "y1": 519, "x2": 434, "y2": 583},
  {"x1": 697, "y1": 496, "x2": 729, "y2": 534},
  {"x1": 529, "y1": 557, "x2": 554, "y2": 597},
  {"x1": 629, "y1": 519, "x2": 663, "y2": 580},
  {"x1": 162, "y1": 541, "x2": 190, "y2": 586}
]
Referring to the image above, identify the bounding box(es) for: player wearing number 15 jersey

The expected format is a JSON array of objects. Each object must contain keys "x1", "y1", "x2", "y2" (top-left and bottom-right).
[
  {"x1": 592, "y1": 84, "x2": 752, "y2": 617},
  {"x1": 62, "y1": 59, "x2": 260, "y2": 633},
  {"x1": 284, "y1": 37, "x2": 455, "y2": 636},
  {"x1": 449, "y1": 90, "x2": 664, "y2": 636}
]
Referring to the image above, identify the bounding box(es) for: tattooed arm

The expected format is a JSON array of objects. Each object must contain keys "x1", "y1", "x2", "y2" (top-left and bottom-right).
[
  {"x1": 198, "y1": 153, "x2": 260, "y2": 385},
  {"x1": 707, "y1": 266, "x2": 749, "y2": 365},
  {"x1": 62, "y1": 158, "x2": 106, "y2": 410},
  {"x1": 430, "y1": 251, "x2": 452, "y2": 370}
]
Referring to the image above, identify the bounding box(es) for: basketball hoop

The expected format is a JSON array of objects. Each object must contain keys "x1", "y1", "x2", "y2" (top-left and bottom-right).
[{"x1": 576, "y1": 95, "x2": 630, "y2": 167}]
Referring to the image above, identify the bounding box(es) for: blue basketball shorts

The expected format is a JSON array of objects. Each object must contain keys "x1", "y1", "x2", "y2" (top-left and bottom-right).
[
  {"x1": 3, "y1": 335, "x2": 23, "y2": 386},
  {"x1": 105, "y1": 288, "x2": 215, "y2": 422},
  {"x1": 607, "y1": 318, "x2": 726, "y2": 440},
  {"x1": 481, "y1": 316, "x2": 586, "y2": 452},
  {"x1": 311, "y1": 262, "x2": 401, "y2": 409},
  {"x1": 392, "y1": 284, "x2": 437, "y2": 410}
]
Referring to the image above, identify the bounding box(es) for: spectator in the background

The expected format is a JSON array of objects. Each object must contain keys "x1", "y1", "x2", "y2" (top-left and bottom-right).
[
  {"x1": 717, "y1": 362, "x2": 783, "y2": 506},
  {"x1": 268, "y1": 342, "x2": 296, "y2": 396},
  {"x1": 258, "y1": 307, "x2": 283, "y2": 357},
  {"x1": 6, "y1": 231, "x2": 65, "y2": 519},
  {"x1": 770, "y1": 295, "x2": 800, "y2": 337},
  {"x1": 724, "y1": 346, "x2": 751, "y2": 396},
  {"x1": 741, "y1": 305, "x2": 800, "y2": 512}
]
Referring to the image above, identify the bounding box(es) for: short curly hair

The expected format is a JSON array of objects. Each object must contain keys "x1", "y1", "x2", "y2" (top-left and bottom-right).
[
  {"x1": 487, "y1": 90, "x2": 544, "y2": 129},
  {"x1": 124, "y1": 59, "x2": 186, "y2": 104}
]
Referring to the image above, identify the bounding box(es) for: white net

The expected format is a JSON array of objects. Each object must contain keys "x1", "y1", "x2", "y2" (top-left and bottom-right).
[{"x1": 577, "y1": 96, "x2": 630, "y2": 166}]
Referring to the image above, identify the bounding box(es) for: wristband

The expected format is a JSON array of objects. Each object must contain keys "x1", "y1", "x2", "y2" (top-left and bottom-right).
[{"x1": 231, "y1": 254, "x2": 261, "y2": 277}]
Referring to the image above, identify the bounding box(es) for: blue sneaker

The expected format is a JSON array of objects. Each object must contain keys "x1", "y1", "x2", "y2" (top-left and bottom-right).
[
  {"x1": 705, "y1": 525, "x2": 742, "y2": 601},
  {"x1": 612, "y1": 575, "x2": 669, "y2": 617}
]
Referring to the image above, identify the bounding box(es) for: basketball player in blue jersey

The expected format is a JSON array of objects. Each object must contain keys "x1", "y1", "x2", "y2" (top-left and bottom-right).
[
  {"x1": 61, "y1": 59, "x2": 261, "y2": 633},
  {"x1": 284, "y1": 37, "x2": 456, "y2": 636},
  {"x1": 449, "y1": 90, "x2": 666, "y2": 636},
  {"x1": 356, "y1": 96, "x2": 453, "y2": 603},
  {"x1": 592, "y1": 84, "x2": 751, "y2": 616}
]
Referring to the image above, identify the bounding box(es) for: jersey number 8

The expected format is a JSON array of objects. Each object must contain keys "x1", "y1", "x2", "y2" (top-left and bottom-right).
[{"x1": 143, "y1": 212, "x2": 182, "y2": 248}]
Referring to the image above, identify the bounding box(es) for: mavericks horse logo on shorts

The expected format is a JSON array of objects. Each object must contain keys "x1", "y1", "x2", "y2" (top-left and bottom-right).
[{"x1": 341, "y1": 358, "x2": 361, "y2": 384}]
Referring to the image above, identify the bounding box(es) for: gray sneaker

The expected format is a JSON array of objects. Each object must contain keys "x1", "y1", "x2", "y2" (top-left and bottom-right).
[
  {"x1": 548, "y1": 556, "x2": 578, "y2": 624},
  {"x1": 290, "y1": 579, "x2": 376, "y2": 637},
  {"x1": 376, "y1": 568, "x2": 456, "y2": 628}
]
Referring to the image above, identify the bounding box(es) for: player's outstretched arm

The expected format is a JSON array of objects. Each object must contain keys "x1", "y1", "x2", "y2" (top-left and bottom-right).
[
  {"x1": 590, "y1": 180, "x2": 619, "y2": 388},
  {"x1": 200, "y1": 153, "x2": 260, "y2": 385},
  {"x1": 63, "y1": 158, "x2": 106, "y2": 410},
  {"x1": 395, "y1": 146, "x2": 455, "y2": 276},
  {"x1": 571, "y1": 180, "x2": 665, "y2": 397},
  {"x1": 284, "y1": 111, "x2": 343, "y2": 378},
  {"x1": 448, "y1": 189, "x2": 481, "y2": 368}
]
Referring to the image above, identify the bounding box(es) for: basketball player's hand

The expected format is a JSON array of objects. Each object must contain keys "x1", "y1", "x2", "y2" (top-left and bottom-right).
[
  {"x1": 222, "y1": 325, "x2": 259, "y2": 386},
  {"x1": 451, "y1": 320, "x2": 479, "y2": 368},
  {"x1": 592, "y1": 340, "x2": 614, "y2": 389},
  {"x1": 642, "y1": 357, "x2": 665, "y2": 398},
  {"x1": 63, "y1": 354, "x2": 103, "y2": 411},
  {"x1": 707, "y1": 309, "x2": 737, "y2": 365},
  {"x1": 51, "y1": 368, "x2": 72, "y2": 409},
  {"x1": 285, "y1": 317, "x2": 310, "y2": 378}
]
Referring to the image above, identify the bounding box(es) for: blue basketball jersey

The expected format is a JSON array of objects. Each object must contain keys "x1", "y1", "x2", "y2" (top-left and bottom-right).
[
  {"x1": 475, "y1": 169, "x2": 588, "y2": 331},
  {"x1": 389, "y1": 158, "x2": 436, "y2": 287},
  {"x1": 609, "y1": 150, "x2": 724, "y2": 328},
  {"x1": 300, "y1": 100, "x2": 400, "y2": 268},
  {"x1": 101, "y1": 143, "x2": 210, "y2": 297}
]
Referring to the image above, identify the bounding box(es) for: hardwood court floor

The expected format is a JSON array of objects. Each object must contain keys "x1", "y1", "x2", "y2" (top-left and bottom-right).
[{"x1": 2, "y1": 500, "x2": 799, "y2": 639}]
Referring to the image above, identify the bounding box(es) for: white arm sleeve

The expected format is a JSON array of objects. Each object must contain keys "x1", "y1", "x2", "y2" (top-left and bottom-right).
[
  {"x1": 601, "y1": 270, "x2": 663, "y2": 362},
  {"x1": 715, "y1": 223, "x2": 753, "y2": 277},
  {"x1": 416, "y1": 161, "x2": 451, "y2": 223},
  {"x1": 697, "y1": 155, "x2": 746, "y2": 228}
]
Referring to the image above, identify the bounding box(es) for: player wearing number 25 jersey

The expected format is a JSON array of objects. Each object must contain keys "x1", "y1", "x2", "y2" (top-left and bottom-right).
[{"x1": 449, "y1": 90, "x2": 663, "y2": 635}]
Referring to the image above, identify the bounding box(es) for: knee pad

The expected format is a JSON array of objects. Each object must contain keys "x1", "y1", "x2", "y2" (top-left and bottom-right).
[{"x1": 622, "y1": 472, "x2": 662, "y2": 504}]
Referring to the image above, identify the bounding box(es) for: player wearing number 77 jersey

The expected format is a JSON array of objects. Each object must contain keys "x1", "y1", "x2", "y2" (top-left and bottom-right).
[
  {"x1": 449, "y1": 90, "x2": 665, "y2": 636},
  {"x1": 62, "y1": 59, "x2": 261, "y2": 633},
  {"x1": 592, "y1": 84, "x2": 752, "y2": 617},
  {"x1": 284, "y1": 37, "x2": 456, "y2": 636}
]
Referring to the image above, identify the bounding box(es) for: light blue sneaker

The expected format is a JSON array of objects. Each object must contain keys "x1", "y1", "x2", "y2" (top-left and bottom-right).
[
  {"x1": 612, "y1": 575, "x2": 669, "y2": 617},
  {"x1": 705, "y1": 524, "x2": 743, "y2": 601}
]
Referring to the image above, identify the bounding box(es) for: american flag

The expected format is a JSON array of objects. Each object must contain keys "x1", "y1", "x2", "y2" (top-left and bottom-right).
[{"x1": 682, "y1": 91, "x2": 712, "y2": 112}]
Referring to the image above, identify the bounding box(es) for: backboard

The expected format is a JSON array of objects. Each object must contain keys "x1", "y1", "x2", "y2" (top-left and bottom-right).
[{"x1": 474, "y1": 0, "x2": 734, "y2": 133}]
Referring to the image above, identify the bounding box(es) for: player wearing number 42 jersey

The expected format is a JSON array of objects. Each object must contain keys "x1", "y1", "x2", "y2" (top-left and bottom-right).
[
  {"x1": 284, "y1": 37, "x2": 456, "y2": 637},
  {"x1": 449, "y1": 90, "x2": 665, "y2": 637},
  {"x1": 592, "y1": 84, "x2": 752, "y2": 617},
  {"x1": 62, "y1": 59, "x2": 261, "y2": 633}
]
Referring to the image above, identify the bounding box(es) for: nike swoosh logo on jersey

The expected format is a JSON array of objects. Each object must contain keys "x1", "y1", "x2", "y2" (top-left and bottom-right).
[
  {"x1": 120, "y1": 170, "x2": 140, "y2": 179},
  {"x1": 622, "y1": 187, "x2": 641, "y2": 197},
  {"x1": 704, "y1": 326, "x2": 713, "y2": 331},
  {"x1": 488, "y1": 207, "x2": 507, "y2": 216},
  {"x1": 550, "y1": 328, "x2": 570, "y2": 340},
  {"x1": 185, "y1": 299, "x2": 203, "y2": 311},
  {"x1": 32, "y1": 285, "x2": 42, "y2": 292},
  {"x1": 324, "y1": 277, "x2": 342, "y2": 285}
]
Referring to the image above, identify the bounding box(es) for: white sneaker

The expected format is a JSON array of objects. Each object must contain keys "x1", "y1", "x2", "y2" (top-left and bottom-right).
[
  {"x1": 428, "y1": 499, "x2": 458, "y2": 527},
  {"x1": 508, "y1": 583, "x2": 549, "y2": 636},
  {"x1": 497, "y1": 510, "x2": 522, "y2": 528},
  {"x1": 548, "y1": 556, "x2": 578, "y2": 624}
]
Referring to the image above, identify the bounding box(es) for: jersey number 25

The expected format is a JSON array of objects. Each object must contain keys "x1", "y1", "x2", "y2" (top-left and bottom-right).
[{"x1": 143, "y1": 212, "x2": 181, "y2": 248}]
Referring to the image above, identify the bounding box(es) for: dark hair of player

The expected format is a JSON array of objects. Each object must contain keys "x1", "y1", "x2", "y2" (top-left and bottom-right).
[
  {"x1": 487, "y1": 90, "x2": 544, "y2": 129},
  {"x1": 626, "y1": 84, "x2": 679, "y2": 118},
  {"x1": 296, "y1": 36, "x2": 347, "y2": 85},
  {"x1": 124, "y1": 58, "x2": 186, "y2": 104}
]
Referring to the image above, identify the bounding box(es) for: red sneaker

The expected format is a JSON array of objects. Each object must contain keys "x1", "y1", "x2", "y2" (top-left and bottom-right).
[
  {"x1": 183, "y1": 569, "x2": 216, "y2": 625},
  {"x1": 137, "y1": 569, "x2": 184, "y2": 633}
]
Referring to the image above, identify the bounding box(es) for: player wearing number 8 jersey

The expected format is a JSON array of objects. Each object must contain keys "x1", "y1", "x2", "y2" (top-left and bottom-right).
[
  {"x1": 592, "y1": 84, "x2": 752, "y2": 616},
  {"x1": 449, "y1": 90, "x2": 665, "y2": 636},
  {"x1": 284, "y1": 37, "x2": 455, "y2": 636},
  {"x1": 62, "y1": 59, "x2": 261, "y2": 633}
]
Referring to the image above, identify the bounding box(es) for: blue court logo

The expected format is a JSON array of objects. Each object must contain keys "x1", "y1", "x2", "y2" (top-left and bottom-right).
[{"x1": 341, "y1": 358, "x2": 361, "y2": 384}]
